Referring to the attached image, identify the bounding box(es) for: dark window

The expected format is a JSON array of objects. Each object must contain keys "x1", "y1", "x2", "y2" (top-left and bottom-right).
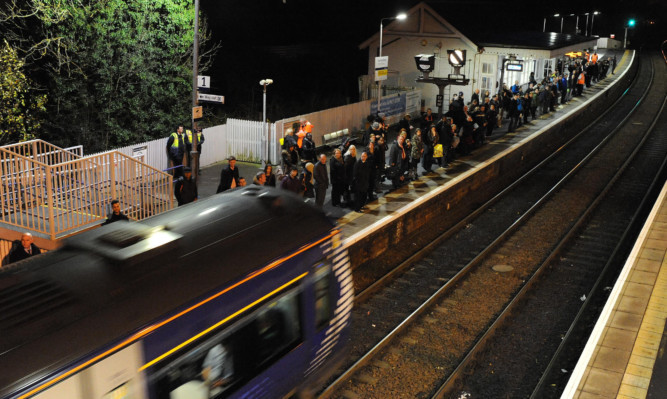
[{"x1": 313, "y1": 262, "x2": 332, "y2": 329}]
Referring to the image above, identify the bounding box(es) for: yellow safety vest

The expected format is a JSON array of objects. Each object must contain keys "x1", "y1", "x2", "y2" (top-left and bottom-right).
[
  {"x1": 170, "y1": 132, "x2": 183, "y2": 148},
  {"x1": 186, "y1": 130, "x2": 202, "y2": 144}
]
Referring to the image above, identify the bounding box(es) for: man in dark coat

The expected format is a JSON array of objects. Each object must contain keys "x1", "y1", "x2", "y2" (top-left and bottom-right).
[
  {"x1": 329, "y1": 149, "x2": 346, "y2": 207},
  {"x1": 373, "y1": 137, "x2": 387, "y2": 192},
  {"x1": 389, "y1": 135, "x2": 409, "y2": 186},
  {"x1": 508, "y1": 94, "x2": 520, "y2": 133},
  {"x1": 101, "y1": 199, "x2": 129, "y2": 225},
  {"x1": 9, "y1": 233, "x2": 41, "y2": 264},
  {"x1": 166, "y1": 125, "x2": 187, "y2": 178},
  {"x1": 470, "y1": 88, "x2": 480, "y2": 106},
  {"x1": 486, "y1": 104, "x2": 497, "y2": 137},
  {"x1": 175, "y1": 167, "x2": 198, "y2": 206},
  {"x1": 473, "y1": 105, "x2": 488, "y2": 146},
  {"x1": 421, "y1": 108, "x2": 435, "y2": 130},
  {"x1": 216, "y1": 156, "x2": 240, "y2": 193},
  {"x1": 365, "y1": 142, "x2": 378, "y2": 200},
  {"x1": 353, "y1": 151, "x2": 372, "y2": 212},
  {"x1": 313, "y1": 154, "x2": 329, "y2": 208},
  {"x1": 280, "y1": 167, "x2": 302, "y2": 194},
  {"x1": 397, "y1": 114, "x2": 413, "y2": 140},
  {"x1": 301, "y1": 133, "x2": 316, "y2": 163}
]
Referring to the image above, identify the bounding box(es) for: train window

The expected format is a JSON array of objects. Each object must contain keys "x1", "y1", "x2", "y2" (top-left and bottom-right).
[
  {"x1": 149, "y1": 288, "x2": 303, "y2": 399},
  {"x1": 313, "y1": 263, "x2": 332, "y2": 329}
]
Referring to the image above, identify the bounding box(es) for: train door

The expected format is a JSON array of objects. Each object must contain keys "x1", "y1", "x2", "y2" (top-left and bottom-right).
[
  {"x1": 34, "y1": 343, "x2": 147, "y2": 399},
  {"x1": 304, "y1": 239, "x2": 353, "y2": 382}
]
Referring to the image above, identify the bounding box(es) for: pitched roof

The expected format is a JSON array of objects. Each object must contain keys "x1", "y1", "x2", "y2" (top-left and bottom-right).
[
  {"x1": 359, "y1": 2, "x2": 477, "y2": 50},
  {"x1": 472, "y1": 31, "x2": 597, "y2": 50}
]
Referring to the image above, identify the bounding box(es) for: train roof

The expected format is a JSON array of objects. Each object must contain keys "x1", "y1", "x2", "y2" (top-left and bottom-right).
[{"x1": 0, "y1": 186, "x2": 335, "y2": 397}]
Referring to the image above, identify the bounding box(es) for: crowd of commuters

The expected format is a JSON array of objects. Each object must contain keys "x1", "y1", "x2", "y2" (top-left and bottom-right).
[{"x1": 222, "y1": 51, "x2": 614, "y2": 213}]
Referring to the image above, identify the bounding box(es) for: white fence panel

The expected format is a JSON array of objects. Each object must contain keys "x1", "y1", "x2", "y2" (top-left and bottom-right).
[
  {"x1": 225, "y1": 118, "x2": 264, "y2": 163},
  {"x1": 200, "y1": 124, "x2": 227, "y2": 167}
]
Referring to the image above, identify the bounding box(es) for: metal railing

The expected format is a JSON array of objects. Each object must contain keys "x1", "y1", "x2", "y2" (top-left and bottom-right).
[{"x1": 0, "y1": 141, "x2": 173, "y2": 240}]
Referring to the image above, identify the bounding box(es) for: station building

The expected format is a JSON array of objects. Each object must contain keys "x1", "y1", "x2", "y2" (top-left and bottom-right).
[{"x1": 358, "y1": 2, "x2": 614, "y2": 113}]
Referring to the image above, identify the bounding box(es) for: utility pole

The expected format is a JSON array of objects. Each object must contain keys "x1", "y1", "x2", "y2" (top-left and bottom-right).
[{"x1": 191, "y1": 0, "x2": 200, "y2": 180}]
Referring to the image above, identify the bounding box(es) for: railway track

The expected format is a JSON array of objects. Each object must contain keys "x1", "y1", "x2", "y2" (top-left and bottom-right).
[{"x1": 317, "y1": 52, "x2": 667, "y2": 398}]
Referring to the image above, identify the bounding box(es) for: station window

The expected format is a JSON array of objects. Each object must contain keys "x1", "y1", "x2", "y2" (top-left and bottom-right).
[
  {"x1": 480, "y1": 62, "x2": 494, "y2": 92},
  {"x1": 313, "y1": 262, "x2": 332, "y2": 329},
  {"x1": 543, "y1": 59, "x2": 555, "y2": 80},
  {"x1": 148, "y1": 288, "x2": 303, "y2": 399},
  {"x1": 481, "y1": 62, "x2": 493, "y2": 75},
  {"x1": 481, "y1": 77, "x2": 492, "y2": 91}
]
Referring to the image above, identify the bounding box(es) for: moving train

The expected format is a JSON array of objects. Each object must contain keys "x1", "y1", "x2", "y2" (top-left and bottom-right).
[{"x1": 0, "y1": 186, "x2": 353, "y2": 399}]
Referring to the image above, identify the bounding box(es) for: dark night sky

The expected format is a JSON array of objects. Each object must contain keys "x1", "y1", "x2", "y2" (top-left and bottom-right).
[{"x1": 199, "y1": 0, "x2": 664, "y2": 121}]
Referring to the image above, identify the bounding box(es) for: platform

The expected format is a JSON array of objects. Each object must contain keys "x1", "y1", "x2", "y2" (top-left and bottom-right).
[
  {"x1": 197, "y1": 49, "x2": 632, "y2": 256},
  {"x1": 562, "y1": 179, "x2": 667, "y2": 398}
]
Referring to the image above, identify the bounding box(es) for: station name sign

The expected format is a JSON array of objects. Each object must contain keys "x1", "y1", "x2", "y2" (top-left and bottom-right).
[{"x1": 506, "y1": 63, "x2": 523, "y2": 72}]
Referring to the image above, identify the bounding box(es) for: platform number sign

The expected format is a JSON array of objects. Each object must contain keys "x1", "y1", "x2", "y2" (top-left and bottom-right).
[{"x1": 198, "y1": 75, "x2": 210, "y2": 89}]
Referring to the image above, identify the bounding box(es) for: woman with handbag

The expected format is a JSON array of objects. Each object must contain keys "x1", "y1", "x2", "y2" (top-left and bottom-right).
[{"x1": 428, "y1": 125, "x2": 440, "y2": 167}]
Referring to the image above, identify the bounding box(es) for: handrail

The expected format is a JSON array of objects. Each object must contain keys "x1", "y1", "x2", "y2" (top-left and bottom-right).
[{"x1": 0, "y1": 143, "x2": 173, "y2": 240}]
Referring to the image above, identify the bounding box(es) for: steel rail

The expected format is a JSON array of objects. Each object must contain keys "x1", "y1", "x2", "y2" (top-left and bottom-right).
[
  {"x1": 530, "y1": 58, "x2": 667, "y2": 399},
  {"x1": 431, "y1": 54, "x2": 658, "y2": 399},
  {"x1": 320, "y1": 59, "x2": 642, "y2": 398}
]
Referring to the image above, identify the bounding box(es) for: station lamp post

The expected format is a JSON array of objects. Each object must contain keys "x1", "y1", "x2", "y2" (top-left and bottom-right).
[
  {"x1": 377, "y1": 12, "x2": 407, "y2": 115},
  {"x1": 260, "y1": 79, "x2": 273, "y2": 166}
]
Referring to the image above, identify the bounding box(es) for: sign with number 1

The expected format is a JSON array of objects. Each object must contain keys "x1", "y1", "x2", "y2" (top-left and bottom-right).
[{"x1": 198, "y1": 75, "x2": 210, "y2": 89}]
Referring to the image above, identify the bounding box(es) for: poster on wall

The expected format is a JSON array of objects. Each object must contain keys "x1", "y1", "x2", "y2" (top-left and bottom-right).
[{"x1": 405, "y1": 91, "x2": 422, "y2": 115}]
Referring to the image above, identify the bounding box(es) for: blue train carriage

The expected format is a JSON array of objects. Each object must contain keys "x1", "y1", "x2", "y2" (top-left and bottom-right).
[{"x1": 0, "y1": 186, "x2": 353, "y2": 399}]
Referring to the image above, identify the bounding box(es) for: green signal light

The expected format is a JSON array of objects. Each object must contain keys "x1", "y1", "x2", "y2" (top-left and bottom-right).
[{"x1": 628, "y1": 19, "x2": 636, "y2": 27}]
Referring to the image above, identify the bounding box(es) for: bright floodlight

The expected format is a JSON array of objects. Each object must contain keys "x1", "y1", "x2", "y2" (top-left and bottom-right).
[
  {"x1": 396, "y1": 13, "x2": 407, "y2": 20},
  {"x1": 628, "y1": 19, "x2": 636, "y2": 27},
  {"x1": 554, "y1": 13, "x2": 560, "y2": 17},
  {"x1": 259, "y1": 79, "x2": 273, "y2": 86},
  {"x1": 593, "y1": 11, "x2": 600, "y2": 15}
]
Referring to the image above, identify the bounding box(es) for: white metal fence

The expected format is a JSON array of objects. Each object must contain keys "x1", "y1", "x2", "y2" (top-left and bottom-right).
[
  {"x1": 94, "y1": 119, "x2": 278, "y2": 170},
  {"x1": 85, "y1": 91, "x2": 421, "y2": 170}
]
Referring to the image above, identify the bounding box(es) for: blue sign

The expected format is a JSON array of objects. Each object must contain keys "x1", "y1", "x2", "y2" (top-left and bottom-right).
[{"x1": 370, "y1": 94, "x2": 406, "y2": 117}]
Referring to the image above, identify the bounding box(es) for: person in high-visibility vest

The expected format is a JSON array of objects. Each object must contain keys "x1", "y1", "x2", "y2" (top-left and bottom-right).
[
  {"x1": 186, "y1": 128, "x2": 205, "y2": 168},
  {"x1": 296, "y1": 119, "x2": 312, "y2": 150},
  {"x1": 166, "y1": 125, "x2": 186, "y2": 177},
  {"x1": 591, "y1": 52, "x2": 598, "y2": 65},
  {"x1": 576, "y1": 71, "x2": 586, "y2": 97}
]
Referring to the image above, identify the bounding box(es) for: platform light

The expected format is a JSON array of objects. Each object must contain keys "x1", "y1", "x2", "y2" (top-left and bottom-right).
[
  {"x1": 447, "y1": 49, "x2": 466, "y2": 67},
  {"x1": 628, "y1": 19, "x2": 636, "y2": 27}
]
